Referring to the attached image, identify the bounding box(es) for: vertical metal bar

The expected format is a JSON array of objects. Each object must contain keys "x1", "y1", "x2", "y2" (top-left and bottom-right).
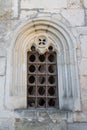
[
  {"x1": 46, "y1": 52, "x2": 48, "y2": 108},
  {"x1": 35, "y1": 52, "x2": 38, "y2": 108}
]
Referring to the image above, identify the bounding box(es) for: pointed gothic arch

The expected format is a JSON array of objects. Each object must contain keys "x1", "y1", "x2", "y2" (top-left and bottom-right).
[{"x1": 5, "y1": 16, "x2": 80, "y2": 111}]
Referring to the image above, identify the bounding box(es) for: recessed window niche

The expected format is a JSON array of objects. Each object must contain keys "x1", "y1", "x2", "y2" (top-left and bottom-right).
[{"x1": 5, "y1": 16, "x2": 80, "y2": 111}]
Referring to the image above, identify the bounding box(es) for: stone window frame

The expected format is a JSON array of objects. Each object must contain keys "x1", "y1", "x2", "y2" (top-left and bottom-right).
[{"x1": 5, "y1": 16, "x2": 81, "y2": 111}]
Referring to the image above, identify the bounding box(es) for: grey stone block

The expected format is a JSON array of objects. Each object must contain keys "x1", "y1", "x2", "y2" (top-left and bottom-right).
[
  {"x1": 68, "y1": 123, "x2": 87, "y2": 130},
  {"x1": 0, "y1": 58, "x2": 5, "y2": 76},
  {"x1": 15, "y1": 118, "x2": 67, "y2": 130},
  {"x1": 0, "y1": 126, "x2": 9, "y2": 130},
  {"x1": 0, "y1": 118, "x2": 14, "y2": 130}
]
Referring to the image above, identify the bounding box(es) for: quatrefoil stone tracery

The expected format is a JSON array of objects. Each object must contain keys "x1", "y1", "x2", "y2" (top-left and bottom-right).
[
  {"x1": 28, "y1": 35, "x2": 56, "y2": 54},
  {"x1": 38, "y1": 36, "x2": 47, "y2": 46}
]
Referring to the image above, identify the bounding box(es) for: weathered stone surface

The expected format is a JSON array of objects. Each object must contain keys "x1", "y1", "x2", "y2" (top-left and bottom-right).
[
  {"x1": 73, "y1": 112, "x2": 87, "y2": 122},
  {"x1": 80, "y1": 76, "x2": 87, "y2": 111},
  {"x1": 81, "y1": 100, "x2": 87, "y2": 111},
  {"x1": 0, "y1": 76, "x2": 5, "y2": 110},
  {"x1": 84, "y1": 0, "x2": 87, "y2": 8},
  {"x1": 81, "y1": 86, "x2": 87, "y2": 100},
  {"x1": 0, "y1": 118, "x2": 14, "y2": 130},
  {"x1": 0, "y1": 110, "x2": 15, "y2": 118},
  {"x1": 80, "y1": 75, "x2": 87, "y2": 94},
  {"x1": 15, "y1": 121, "x2": 48, "y2": 130},
  {"x1": 20, "y1": 10, "x2": 38, "y2": 19},
  {"x1": 67, "y1": 0, "x2": 82, "y2": 8},
  {"x1": 0, "y1": 58, "x2": 5, "y2": 76},
  {"x1": 61, "y1": 9, "x2": 84, "y2": 26},
  {"x1": 0, "y1": 49, "x2": 6, "y2": 57},
  {"x1": 80, "y1": 35, "x2": 87, "y2": 58},
  {"x1": 12, "y1": 0, "x2": 18, "y2": 18},
  {"x1": 48, "y1": 112, "x2": 67, "y2": 123},
  {"x1": 52, "y1": 121, "x2": 67, "y2": 130},
  {"x1": 0, "y1": 0, "x2": 19, "y2": 19},
  {"x1": 0, "y1": 76, "x2": 5, "y2": 96},
  {"x1": 67, "y1": 112, "x2": 74, "y2": 122},
  {"x1": 39, "y1": 9, "x2": 60, "y2": 13},
  {"x1": 21, "y1": 0, "x2": 67, "y2": 9},
  {"x1": 15, "y1": 110, "x2": 68, "y2": 123},
  {"x1": 0, "y1": 0, "x2": 11, "y2": 12},
  {"x1": 76, "y1": 27, "x2": 87, "y2": 35},
  {"x1": 0, "y1": 20, "x2": 12, "y2": 56},
  {"x1": 79, "y1": 58, "x2": 87, "y2": 76},
  {"x1": 15, "y1": 119, "x2": 67, "y2": 130},
  {"x1": 68, "y1": 123, "x2": 87, "y2": 130},
  {"x1": 0, "y1": 0, "x2": 12, "y2": 19}
]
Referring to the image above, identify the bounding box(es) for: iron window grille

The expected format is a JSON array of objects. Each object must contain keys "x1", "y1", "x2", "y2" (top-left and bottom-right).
[{"x1": 27, "y1": 45, "x2": 58, "y2": 108}]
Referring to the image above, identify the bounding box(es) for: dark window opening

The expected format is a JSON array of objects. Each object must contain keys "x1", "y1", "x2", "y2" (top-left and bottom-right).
[
  {"x1": 39, "y1": 55, "x2": 45, "y2": 62},
  {"x1": 29, "y1": 54, "x2": 36, "y2": 62}
]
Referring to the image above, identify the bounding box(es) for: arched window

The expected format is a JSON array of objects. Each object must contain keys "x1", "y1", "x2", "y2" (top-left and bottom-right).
[{"x1": 5, "y1": 16, "x2": 80, "y2": 111}]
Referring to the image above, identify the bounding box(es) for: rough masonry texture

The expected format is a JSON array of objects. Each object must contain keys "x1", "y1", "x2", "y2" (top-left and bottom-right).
[{"x1": 0, "y1": 0, "x2": 87, "y2": 130}]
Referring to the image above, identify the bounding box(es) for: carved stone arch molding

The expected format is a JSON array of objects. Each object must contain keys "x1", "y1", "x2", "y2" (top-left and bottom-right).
[{"x1": 5, "y1": 16, "x2": 81, "y2": 111}]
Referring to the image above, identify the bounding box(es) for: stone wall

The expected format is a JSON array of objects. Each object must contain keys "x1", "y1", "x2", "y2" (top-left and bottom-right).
[{"x1": 0, "y1": 0, "x2": 87, "y2": 130}]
